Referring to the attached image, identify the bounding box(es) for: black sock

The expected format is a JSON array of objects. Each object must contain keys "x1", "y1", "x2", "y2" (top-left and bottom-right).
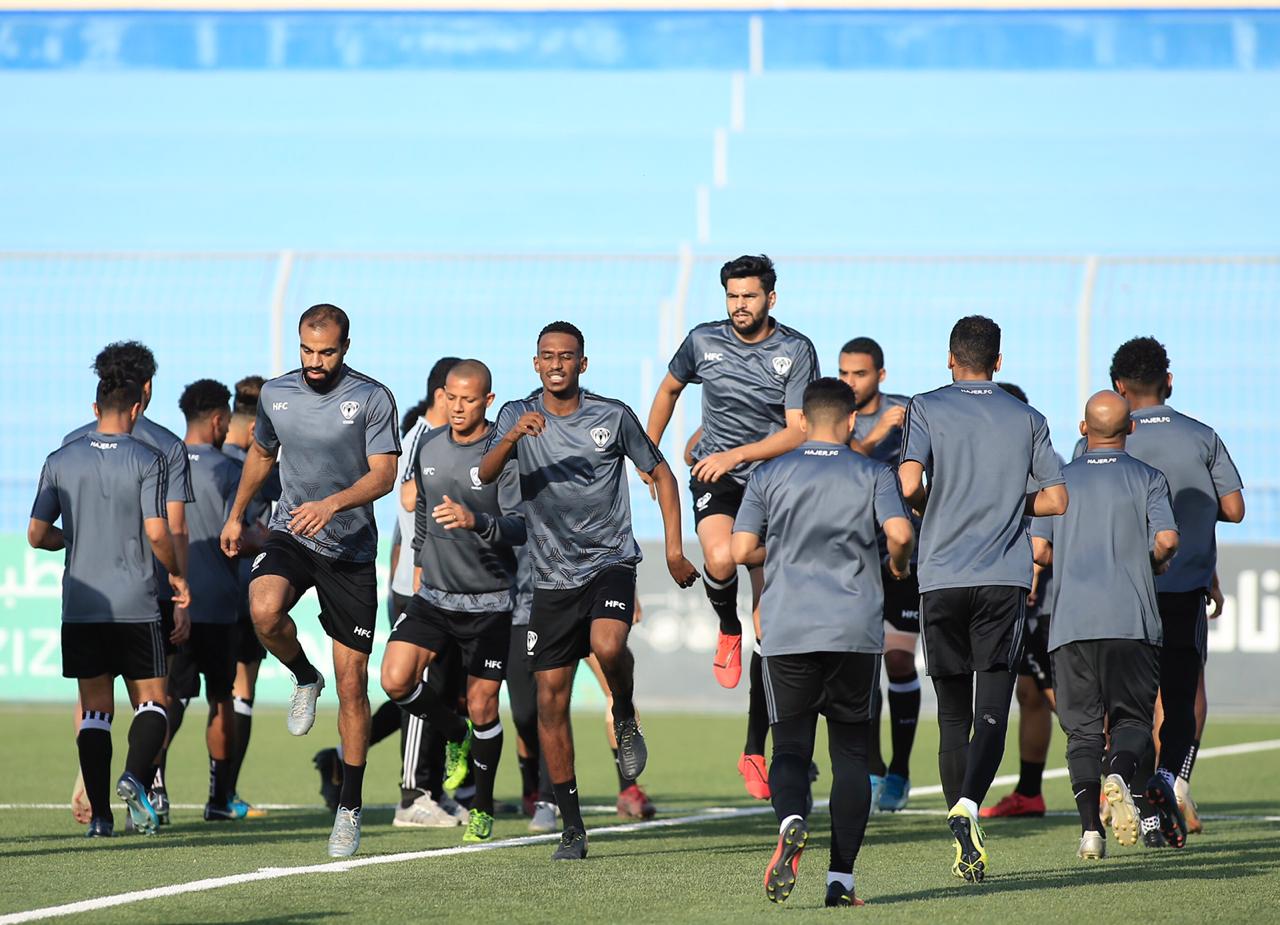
[
  {"x1": 1107, "y1": 749, "x2": 1139, "y2": 784},
  {"x1": 1016, "y1": 760, "x2": 1045, "y2": 798},
  {"x1": 77, "y1": 711, "x2": 113, "y2": 820},
  {"x1": 868, "y1": 686, "x2": 887, "y2": 777},
  {"x1": 612, "y1": 748, "x2": 637, "y2": 792},
  {"x1": 395, "y1": 682, "x2": 468, "y2": 742},
  {"x1": 339, "y1": 762, "x2": 365, "y2": 811},
  {"x1": 126, "y1": 702, "x2": 168, "y2": 782},
  {"x1": 284, "y1": 650, "x2": 318, "y2": 686},
  {"x1": 369, "y1": 699, "x2": 401, "y2": 746},
  {"x1": 553, "y1": 778, "x2": 584, "y2": 831},
  {"x1": 154, "y1": 697, "x2": 187, "y2": 790},
  {"x1": 886, "y1": 673, "x2": 921, "y2": 778},
  {"x1": 704, "y1": 570, "x2": 741, "y2": 636},
  {"x1": 1180, "y1": 738, "x2": 1201, "y2": 783},
  {"x1": 1073, "y1": 778, "x2": 1103, "y2": 833},
  {"x1": 519, "y1": 755, "x2": 540, "y2": 800},
  {"x1": 230, "y1": 696, "x2": 253, "y2": 794},
  {"x1": 744, "y1": 646, "x2": 769, "y2": 755},
  {"x1": 470, "y1": 720, "x2": 503, "y2": 815},
  {"x1": 960, "y1": 670, "x2": 1016, "y2": 805},
  {"x1": 209, "y1": 757, "x2": 231, "y2": 806}
]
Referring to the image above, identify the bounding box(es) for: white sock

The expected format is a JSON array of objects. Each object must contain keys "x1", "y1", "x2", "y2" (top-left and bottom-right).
[
  {"x1": 779, "y1": 813, "x2": 803, "y2": 835},
  {"x1": 827, "y1": 871, "x2": 854, "y2": 891},
  {"x1": 956, "y1": 797, "x2": 979, "y2": 819},
  {"x1": 336, "y1": 744, "x2": 345, "y2": 762}
]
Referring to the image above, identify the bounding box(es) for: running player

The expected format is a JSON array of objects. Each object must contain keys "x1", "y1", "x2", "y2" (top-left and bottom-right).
[
  {"x1": 1033, "y1": 390, "x2": 1178, "y2": 858},
  {"x1": 838, "y1": 337, "x2": 920, "y2": 812},
  {"x1": 480, "y1": 321, "x2": 699, "y2": 860},
  {"x1": 220, "y1": 304, "x2": 400, "y2": 857},
  {"x1": 166, "y1": 379, "x2": 253, "y2": 821},
  {"x1": 64, "y1": 341, "x2": 194, "y2": 823},
  {"x1": 1103, "y1": 336, "x2": 1244, "y2": 844},
  {"x1": 732, "y1": 377, "x2": 914, "y2": 907},
  {"x1": 31, "y1": 373, "x2": 191, "y2": 837},
  {"x1": 645, "y1": 254, "x2": 818, "y2": 799},
  {"x1": 898, "y1": 316, "x2": 1067, "y2": 882},
  {"x1": 221, "y1": 375, "x2": 278, "y2": 819},
  {"x1": 380, "y1": 360, "x2": 525, "y2": 844},
  {"x1": 983, "y1": 382, "x2": 1060, "y2": 821}
]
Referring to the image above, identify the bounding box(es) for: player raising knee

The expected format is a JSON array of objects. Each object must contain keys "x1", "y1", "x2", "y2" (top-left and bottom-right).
[{"x1": 380, "y1": 360, "x2": 525, "y2": 844}]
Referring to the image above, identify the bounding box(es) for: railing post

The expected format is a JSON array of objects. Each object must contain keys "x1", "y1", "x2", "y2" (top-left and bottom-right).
[{"x1": 1075, "y1": 255, "x2": 1099, "y2": 416}]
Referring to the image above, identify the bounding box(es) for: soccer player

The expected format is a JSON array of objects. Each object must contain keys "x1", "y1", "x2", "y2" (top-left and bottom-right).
[
  {"x1": 165, "y1": 379, "x2": 256, "y2": 821},
  {"x1": 1103, "y1": 336, "x2": 1244, "y2": 844},
  {"x1": 731, "y1": 377, "x2": 914, "y2": 907},
  {"x1": 838, "y1": 337, "x2": 920, "y2": 812},
  {"x1": 220, "y1": 304, "x2": 400, "y2": 857},
  {"x1": 1032, "y1": 390, "x2": 1178, "y2": 858},
  {"x1": 31, "y1": 374, "x2": 191, "y2": 837},
  {"x1": 380, "y1": 360, "x2": 525, "y2": 844},
  {"x1": 983, "y1": 382, "x2": 1060, "y2": 821},
  {"x1": 64, "y1": 341, "x2": 194, "y2": 823},
  {"x1": 221, "y1": 375, "x2": 279, "y2": 818},
  {"x1": 645, "y1": 254, "x2": 818, "y2": 799},
  {"x1": 480, "y1": 321, "x2": 699, "y2": 860},
  {"x1": 898, "y1": 315, "x2": 1067, "y2": 882}
]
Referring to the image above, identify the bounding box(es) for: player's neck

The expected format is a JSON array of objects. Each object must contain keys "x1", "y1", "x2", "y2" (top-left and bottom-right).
[
  {"x1": 951, "y1": 367, "x2": 994, "y2": 383},
  {"x1": 451, "y1": 421, "x2": 491, "y2": 444},
  {"x1": 95, "y1": 413, "x2": 135, "y2": 436},
  {"x1": 542, "y1": 387, "x2": 581, "y2": 416},
  {"x1": 1086, "y1": 436, "x2": 1127, "y2": 451},
  {"x1": 859, "y1": 391, "x2": 883, "y2": 416},
  {"x1": 805, "y1": 431, "x2": 847, "y2": 446},
  {"x1": 1125, "y1": 392, "x2": 1167, "y2": 411},
  {"x1": 226, "y1": 420, "x2": 252, "y2": 449},
  {"x1": 184, "y1": 427, "x2": 214, "y2": 447}
]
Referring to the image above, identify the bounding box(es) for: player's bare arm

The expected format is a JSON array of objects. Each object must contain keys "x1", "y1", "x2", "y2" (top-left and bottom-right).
[
  {"x1": 692, "y1": 409, "x2": 807, "y2": 484},
  {"x1": 648, "y1": 460, "x2": 699, "y2": 587},
  {"x1": 288, "y1": 452, "x2": 398, "y2": 538},
  {"x1": 729, "y1": 528, "x2": 765, "y2": 568},
  {"x1": 855, "y1": 404, "x2": 906, "y2": 455},
  {"x1": 1031, "y1": 535, "x2": 1053, "y2": 569},
  {"x1": 1218, "y1": 489, "x2": 1245, "y2": 524},
  {"x1": 26, "y1": 517, "x2": 64, "y2": 551},
  {"x1": 883, "y1": 515, "x2": 915, "y2": 579},
  {"x1": 221, "y1": 439, "x2": 278, "y2": 556},
  {"x1": 1026, "y1": 483, "x2": 1068, "y2": 517},
  {"x1": 1152, "y1": 528, "x2": 1180, "y2": 575},
  {"x1": 898, "y1": 460, "x2": 928, "y2": 515},
  {"x1": 639, "y1": 373, "x2": 687, "y2": 494},
  {"x1": 144, "y1": 515, "x2": 191, "y2": 610},
  {"x1": 478, "y1": 410, "x2": 544, "y2": 484}
]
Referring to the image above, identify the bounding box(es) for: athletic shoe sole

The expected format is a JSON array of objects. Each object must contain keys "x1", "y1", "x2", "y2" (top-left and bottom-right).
[
  {"x1": 116, "y1": 775, "x2": 159, "y2": 836},
  {"x1": 764, "y1": 818, "x2": 808, "y2": 904},
  {"x1": 948, "y1": 814, "x2": 986, "y2": 883},
  {"x1": 1145, "y1": 779, "x2": 1188, "y2": 849},
  {"x1": 1103, "y1": 775, "x2": 1139, "y2": 847}
]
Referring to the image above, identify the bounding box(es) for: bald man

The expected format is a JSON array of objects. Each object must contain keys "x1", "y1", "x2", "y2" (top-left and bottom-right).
[{"x1": 1030, "y1": 391, "x2": 1179, "y2": 860}]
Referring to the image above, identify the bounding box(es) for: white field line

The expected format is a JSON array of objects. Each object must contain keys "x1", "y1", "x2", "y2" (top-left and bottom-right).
[{"x1": 2, "y1": 737, "x2": 1278, "y2": 924}]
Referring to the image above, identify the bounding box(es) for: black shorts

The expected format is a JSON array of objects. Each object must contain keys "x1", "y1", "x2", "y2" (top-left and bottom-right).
[
  {"x1": 1158, "y1": 590, "x2": 1208, "y2": 663},
  {"x1": 1018, "y1": 614, "x2": 1054, "y2": 690},
  {"x1": 234, "y1": 609, "x2": 267, "y2": 665},
  {"x1": 1052, "y1": 639, "x2": 1159, "y2": 741},
  {"x1": 689, "y1": 474, "x2": 745, "y2": 527},
  {"x1": 761, "y1": 651, "x2": 880, "y2": 725},
  {"x1": 389, "y1": 596, "x2": 511, "y2": 682},
  {"x1": 62, "y1": 621, "x2": 167, "y2": 681},
  {"x1": 920, "y1": 585, "x2": 1026, "y2": 677},
  {"x1": 390, "y1": 591, "x2": 412, "y2": 631},
  {"x1": 170, "y1": 623, "x2": 237, "y2": 701},
  {"x1": 882, "y1": 566, "x2": 921, "y2": 634},
  {"x1": 251, "y1": 531, "x2": 378, "y2": 654},
  {"x1": 158, "y1": 600, "x2": 176, "y2": 657},
  {"x1": 528, "y1": 565, "x2": 636, "y2": 671}
]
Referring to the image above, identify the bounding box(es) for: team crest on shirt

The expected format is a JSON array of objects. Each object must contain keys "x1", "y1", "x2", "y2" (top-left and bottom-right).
[
  {"x1": 340, "y1": 400, "x2": 361, "y2": 422},
  {"x1": 590, "y1": 427, "x2": 611, "y2": 449},
  {"x1": 526, "y1": 630, "x2": 538, "y2": 655},
  {"x1": 771, "y1": 356, "x2": 792, "y2": 377},
  {"x1": 470, "y1": 466, "x2": 483, "y2": 490}
]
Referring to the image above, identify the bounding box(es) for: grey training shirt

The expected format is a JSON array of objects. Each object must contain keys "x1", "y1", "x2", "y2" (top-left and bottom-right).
[
  {"x1": 668, "y1": 319, "x2": 819, "y2": 484},
  {"x1": 1033, "y1": 449, "x2": 1177, "y2": 650},
  {"x1": 734, "y1": 441, "x2": 911, "y2": 657},
  {"x1": 413, "y1": 424, "x2": 526, "y2": 613},
  {"x1": 853, "y1": 392, "x2": 910, "y2": 466},
  {"x1": 1074, "y1": 404, "x2": 1242, "y2": 594},
  {"x1": 255, "y1": 366, "x2": 401, "y2": 562},
  {"x1": 488, "y1": 390, "x2": 662, "y2": 590},
  {"x1": 902, "y1": 380, "x2": 1065, "y2": 594},
  {"x1": 65, "y1": 414, "x2": 192, "y2": 602},
  {"x1": 32, "y1": 432, "x2": 167, "y2": 624},
  {"x1": 183, "y1": 444, "x2": 242, "y2": 625}
]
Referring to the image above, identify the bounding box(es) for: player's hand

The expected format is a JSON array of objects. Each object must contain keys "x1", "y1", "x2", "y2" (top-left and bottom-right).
[
  {"x1": 637, "y1": 468, "x2": 658, "y2": 501},
  {"x1": 507, "y1": 411, "x2": 546, "y2": 443},
  {"x1": 220, "y1": 517, "x2": 243, "y2": 558},
  {"x1": 666, "y1": 552, "x2": 700, "y2": 588},
  {"x1": 433, "y1": 494, "x2": 476, "y2": 531},
  {"x1": 888, "y1": 559, "x2": 912, "y2": 582},
  {"x1": 289, "y1": 499, "x2": 338, "y2": 538},
  {"x1": 868, "y1": 404, "x2": 907, "y2": 443},
  {"x1": 691, "y1": 449, "x2": 743, "y2": 484},
  {"x1": 170, "y1": 603, "x2": 191, "y2": 644},
  {"x1": 1207, "y1": 581, "x2": 1225, "y2": 619}
]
